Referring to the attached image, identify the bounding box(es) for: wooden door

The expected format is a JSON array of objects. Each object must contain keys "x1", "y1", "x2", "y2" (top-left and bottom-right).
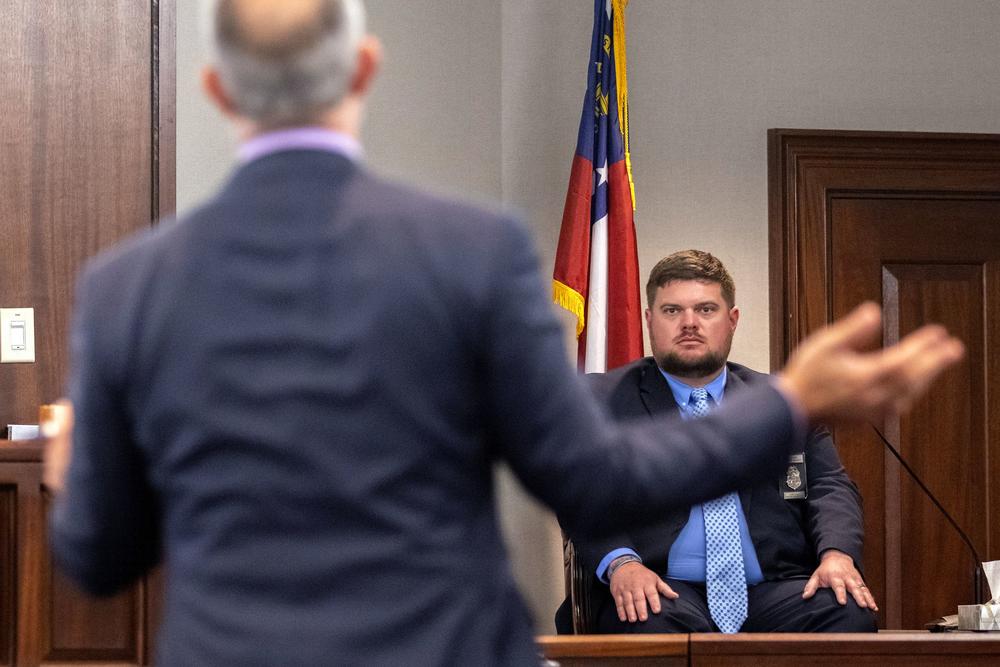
[
  {"x1": 769, "y1": 130, "x2": 1000, "y2": 629},
  {"x1": 0, "y1": 1, "x2": 173, "y2": 664}
]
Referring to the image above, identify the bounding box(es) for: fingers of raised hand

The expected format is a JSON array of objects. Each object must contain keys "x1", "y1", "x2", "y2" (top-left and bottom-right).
[
  {"x1": 872, "y1": 326, "x2": 963, "y2": 398},
  {"x1": 814, "y1": 302, "x2": 882, "y2": 356},
  {"x1": 849, "y1": 326, "x2": 962, "y2": 420},
  {"x1": 898, "y1": 335, "x2": 964, "y2": 399}
]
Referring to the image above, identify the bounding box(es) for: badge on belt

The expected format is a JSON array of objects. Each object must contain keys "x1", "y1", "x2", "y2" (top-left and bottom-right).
[{"x1": 781, "y1": 453, "x2": 807, "y2": 500}]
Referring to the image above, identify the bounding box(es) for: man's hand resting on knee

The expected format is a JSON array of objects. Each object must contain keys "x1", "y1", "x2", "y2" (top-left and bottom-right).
[
  {"x1": 609, "y1": 561, "x2": 679, "y2": 623},
  {"x1": 802, "y1": 549, "x2": 878, "y2": 611}
]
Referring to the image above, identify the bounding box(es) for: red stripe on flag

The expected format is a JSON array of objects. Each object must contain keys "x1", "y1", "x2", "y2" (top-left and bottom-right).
[
  {"x1": 606, "y1": 159, "x2": 643, "y2": 369},
  {"x1": 553, "y1": 153, "x2": 594, "y2": 303}
]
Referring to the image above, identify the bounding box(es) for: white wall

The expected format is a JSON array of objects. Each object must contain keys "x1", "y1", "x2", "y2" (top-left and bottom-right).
[
  {"x1": 177, "y1": 0, "x2": 1000, "y2": 633},
  {"x1": 177, "y1": 2, "x2": 504, "y2": 212},
  {"x1": 625, "y1": 0, "x2": 1000, "y2": 371},
  {"x1": 176, "y1": 3, "x2": 237, "y2": 210}
]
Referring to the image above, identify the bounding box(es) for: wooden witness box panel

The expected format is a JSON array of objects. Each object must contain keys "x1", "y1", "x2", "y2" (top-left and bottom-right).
[
  {"x1": 0, "y1": 441, "x2": 160, "y2": 667},
  {"x1": 538, "y1": 633, "x2": 1000, "y2": 666},
  {"x1": 538, "y1": 634, "x2": 688, "y2": 667}
]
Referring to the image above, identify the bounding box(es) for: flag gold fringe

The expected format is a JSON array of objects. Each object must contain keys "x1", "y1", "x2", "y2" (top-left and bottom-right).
[
  {"x1": 553, "y1": 279, "x2": 586, "y2": 338},
  {"x1": 611, "y1": 0, "x2": 636, "y2": 211}
]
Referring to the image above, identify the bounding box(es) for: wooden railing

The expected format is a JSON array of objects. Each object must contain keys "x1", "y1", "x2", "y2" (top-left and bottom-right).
[{"x1": 538, "y1": 632, "x2": 1000, "y2": 666}]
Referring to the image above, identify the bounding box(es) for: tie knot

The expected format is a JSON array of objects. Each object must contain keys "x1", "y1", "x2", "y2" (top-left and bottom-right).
[{"x1": 689, "y1": 387, "x2": 711, "y2": 418}]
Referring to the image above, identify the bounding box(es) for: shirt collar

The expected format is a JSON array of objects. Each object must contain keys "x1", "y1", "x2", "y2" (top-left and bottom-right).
[
  {"x1": 238, "y1": 127, "x2": 364, "y2": 164},
  {"x1": 660, "y1": 366, "x2": 728, "y2": 411}
]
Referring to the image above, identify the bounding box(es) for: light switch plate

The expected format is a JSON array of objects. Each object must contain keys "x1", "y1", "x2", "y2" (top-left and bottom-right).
[{"x1": 1, "y1": 308, "x2": 35, "y2": 363}]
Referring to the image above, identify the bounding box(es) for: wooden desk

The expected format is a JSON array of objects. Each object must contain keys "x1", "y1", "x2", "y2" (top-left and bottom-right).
[
  {"x1": 691, "y1": 632, "x2": 1000, "y2": 666},
  {"x1": 538, "y1": 635, "x2": 688, "y2": 666},
  {"x1": 538, "y1": 632, "x2": 1000, "y2": 666}
]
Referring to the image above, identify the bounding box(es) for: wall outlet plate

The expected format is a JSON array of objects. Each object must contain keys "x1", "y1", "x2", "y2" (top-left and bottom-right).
[{"x1": 1, "y1": 307, "x2": 35, "y2": 363}]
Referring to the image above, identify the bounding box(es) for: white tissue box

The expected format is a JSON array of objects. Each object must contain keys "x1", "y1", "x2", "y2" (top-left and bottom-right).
[
  {"x1": 957, "y1": 603, "x2": 1000, "y2": 631},
  {"x1": 6, "y1": 424, "x2": 39, "y2": 440}
]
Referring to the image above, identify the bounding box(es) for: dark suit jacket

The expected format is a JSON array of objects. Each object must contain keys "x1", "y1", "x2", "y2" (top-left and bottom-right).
[
  {"x1": 50, "y1": 149, "x2": 805, "y2": 665},
  {"x1": 560, "y1": 358, "x2": 863, "y2": 632}
]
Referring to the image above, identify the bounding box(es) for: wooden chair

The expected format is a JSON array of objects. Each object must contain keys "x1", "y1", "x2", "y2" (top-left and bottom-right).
[{"x1": 563, "y1": 536, "x2": 595, "y2": 633}]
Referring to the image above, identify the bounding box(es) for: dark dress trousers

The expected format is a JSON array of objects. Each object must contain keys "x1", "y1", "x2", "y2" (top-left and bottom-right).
[
  {"x1": 557, "y1": 358, "x2": 875, "y2": 634},
  {"x1": 51, "y1": 150, "x2": 807, "y2": 665}
]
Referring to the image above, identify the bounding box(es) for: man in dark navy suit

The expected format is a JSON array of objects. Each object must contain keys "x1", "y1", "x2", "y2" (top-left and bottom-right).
[
  {"x1": 560, "y1": 251, "x2": 878, "y2": 635},
  {"x1": 45, "y1": 1, "x2": 961, "y2": 665}
]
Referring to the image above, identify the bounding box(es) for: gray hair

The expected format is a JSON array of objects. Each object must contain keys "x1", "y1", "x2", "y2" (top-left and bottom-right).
[{"x1": 203, "y1": 0, "x2": 366, "y2": 127}]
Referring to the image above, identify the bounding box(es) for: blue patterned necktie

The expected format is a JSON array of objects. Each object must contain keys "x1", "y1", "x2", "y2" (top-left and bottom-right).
[{"x1": 690, "y1": 387, "x2": 748, "y2": 634}]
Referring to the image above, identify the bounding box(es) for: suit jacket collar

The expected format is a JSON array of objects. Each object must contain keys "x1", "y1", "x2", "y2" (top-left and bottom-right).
[
  {"x1": 638, "y1": 358, "x2": 678, "y2": 417},
  {"x1": 639, "y1": 358, "x2": 749, "y2": 414},
  {"x1": 222, "y1": 148, "x2": 362, "y2": 201}
]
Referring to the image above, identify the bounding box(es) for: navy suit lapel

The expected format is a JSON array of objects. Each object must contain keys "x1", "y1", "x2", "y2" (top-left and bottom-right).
[
  {"x1": 638, "y1": 358, "x2": 682, "y2": 418},
  {"x1": 637, "y1": 359, "x2": 691, "y2": 535}
]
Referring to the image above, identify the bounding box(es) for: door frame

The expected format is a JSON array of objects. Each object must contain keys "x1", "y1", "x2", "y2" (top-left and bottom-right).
[
  {"x1": 767, "y1": 128, "x2": 1000, "y2": 627},
  {"x1": 768, "y1": 128, "x2": 1000, "y2": 368}
]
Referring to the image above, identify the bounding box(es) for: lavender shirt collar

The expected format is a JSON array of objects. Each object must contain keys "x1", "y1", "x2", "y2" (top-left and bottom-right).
[{"x1": 238, "y1": 127, "x2": 364, "y2": 164}]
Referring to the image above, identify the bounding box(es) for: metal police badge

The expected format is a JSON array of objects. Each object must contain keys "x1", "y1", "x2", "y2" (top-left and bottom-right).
[
  {"x1": 786, "y1": 466, "x2": 802, "y2": 490},
  {"x1": 781, "y1": 453, "x2": 808, "y2": 500}
]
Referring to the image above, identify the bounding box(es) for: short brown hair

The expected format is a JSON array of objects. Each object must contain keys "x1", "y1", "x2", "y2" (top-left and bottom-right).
[{"x1": 645, "y1": 250, "x2": 735, "y2": 308}]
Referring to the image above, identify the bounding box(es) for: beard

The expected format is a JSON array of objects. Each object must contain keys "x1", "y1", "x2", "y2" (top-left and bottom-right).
[{"x1": 656, "y1": 349, "x2": 728, "y2": 379}]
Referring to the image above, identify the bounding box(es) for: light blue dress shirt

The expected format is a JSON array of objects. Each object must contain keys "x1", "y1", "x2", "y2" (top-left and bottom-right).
[{"x1": 596, "y1": 367, "x2": 764, "y2": 585}]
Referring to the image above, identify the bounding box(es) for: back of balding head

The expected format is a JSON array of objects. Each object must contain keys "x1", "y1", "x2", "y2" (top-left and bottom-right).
[
  {"x1": 209, "y1": 0, "x2": 365, "y2": 127},
  {"x1": 217, "y1": 0, "x2": 339, "y2": 60}
]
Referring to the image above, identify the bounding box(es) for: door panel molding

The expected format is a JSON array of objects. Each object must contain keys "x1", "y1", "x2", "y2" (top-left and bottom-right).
[{"x1": 768, "y1": 129, "x2": 1000, "y2": 628}]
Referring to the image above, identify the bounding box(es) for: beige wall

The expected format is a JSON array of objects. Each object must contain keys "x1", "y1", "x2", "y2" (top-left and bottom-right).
[{"x1": 178, "y1": 0, "x2": 1000, "y2": 633}]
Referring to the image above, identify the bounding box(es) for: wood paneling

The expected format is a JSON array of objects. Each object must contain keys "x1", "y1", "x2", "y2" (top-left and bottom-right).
[
  {"x1": 537, "y1": 633, "x2": 1000, "y2": 667},
  {"x1": 0, "y1": 0, "x2": 160, "y2": 425},
  {"x1": 44, "y1": 547, "x2": 140, "y2": 661},
  {"x1": 0, "y1": 444, "x2": 160, "y2": 665},
  {"x1": 537, "y1": 634, "x2": 688, "y2": 667},
  {"x1": 155, "y1": 0, "x2": 177, "y2": 222},
  {"x1": 689, "y1": 632, "x2": 1000, "y2": 667},
  {"x1": 768, "y1": 129, "x2": 1000, "y2": 629},
  {"x1": 0, "y1": 1, "x2": 173, "y2": 664},
  {"x1": 831, "y1": 197, "x2": 996, "y2": 627},
  {"x1": 882, "y1": 263, "x2": 985, "y2": 625},
  {"x1": 0, "y1": 486, "x2": 15, "y2": 666},
  {"x1": 0, "y1": 448, "x2": 45, "y2": 666},
  {"x1": 148, "y1": 4, "x2": 174, "y2": 661}
]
